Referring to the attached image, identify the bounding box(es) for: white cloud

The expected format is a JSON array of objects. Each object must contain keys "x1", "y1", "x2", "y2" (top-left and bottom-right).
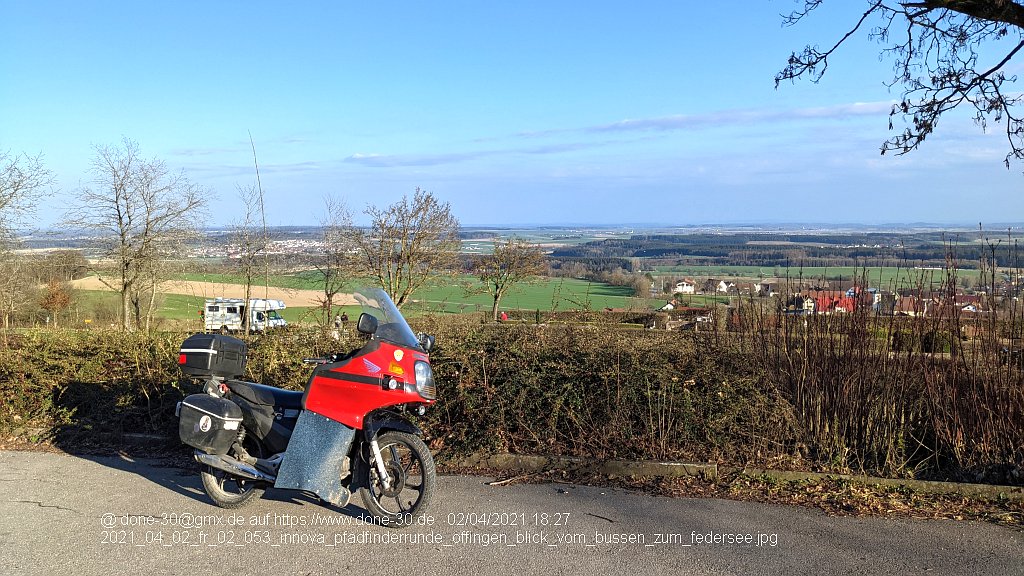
[{"x1": 516, "y1": 101, "x2": 896, "y2": 138}]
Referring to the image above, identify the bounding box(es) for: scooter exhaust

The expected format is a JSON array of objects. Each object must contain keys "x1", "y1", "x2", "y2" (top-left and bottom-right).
[{"x1": 195, "y1": 451, "x2": 276, "y2": 482}]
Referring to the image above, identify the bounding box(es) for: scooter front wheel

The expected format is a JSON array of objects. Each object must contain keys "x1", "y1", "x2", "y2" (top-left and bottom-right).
[{"x1": 360, "y1": 431, "x2": 436, "y2": 525}]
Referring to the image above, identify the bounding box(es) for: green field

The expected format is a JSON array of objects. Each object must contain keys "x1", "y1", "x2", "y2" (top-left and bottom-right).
[
  {"x1": 73, "y1": 276, "x2": 663, "y2": 325},
  {"x1": 79, "y1": 263, "x2": 972, "y2": 326},
  {"x1": 178, "y1": 272, "x2": 660, "y2": 310},
  {"x1": 403, "y1": 277, "x2": 655, "y2": 314}
]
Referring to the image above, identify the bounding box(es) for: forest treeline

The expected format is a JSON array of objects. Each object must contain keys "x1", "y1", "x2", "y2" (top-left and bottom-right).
[{"x1": 550, "y1": 232, "x2": 1007, "y2": 268}]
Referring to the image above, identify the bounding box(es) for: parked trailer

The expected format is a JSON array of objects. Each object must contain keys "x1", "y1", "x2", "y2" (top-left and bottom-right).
[{"x1": 203, "y1": 298, "x2": 287, "y2": 333}]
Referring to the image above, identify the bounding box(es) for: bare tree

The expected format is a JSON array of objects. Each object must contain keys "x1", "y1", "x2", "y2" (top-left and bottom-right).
[
  {"x1": 229, "y1": 184, "x2": 267, "y2": 334},
  {"x1": 475, "y1": 237, "x2": 546, "y2": 321},
  {"x1": 0, "y1": 254, "x2": 38, "y2": 333},
  {"x1": 0, "y1": 150, "x2": 52, "y2": 243},
  {"x1": 35, "y1": 250, "x2": 89, "y2": 284},
  {"x1": 777, "y1": 1, "x2": 1024, "y2": 166},
  {"x1": 314, "y1": 195, "x2": 355, "y2": 325},
  {"x1": 67, "y1": 139, "x2": 207, "y2": 331},
  {"x1": 0, "y1": 151, "x2": 52, "y2": 336},
  {"x1": 246, "y1": 131, "x2": 271, "y2": 305},
  {"x1": 134, "y1": 249, "x2": 182, "y2": 332},
  {"x1": 353, "y1": 188, "x2": 461, "y2": 308}
]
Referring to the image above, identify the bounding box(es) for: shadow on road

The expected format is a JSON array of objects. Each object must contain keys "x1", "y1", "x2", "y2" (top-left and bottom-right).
[{"x1": 69, "y1": 451, "x2": 369, "y2": 518}]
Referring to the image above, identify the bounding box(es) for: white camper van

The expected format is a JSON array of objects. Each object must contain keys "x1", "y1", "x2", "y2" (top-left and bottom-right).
[{"x1": 203, "y1": 298, "x2": 287, "y2": 333}]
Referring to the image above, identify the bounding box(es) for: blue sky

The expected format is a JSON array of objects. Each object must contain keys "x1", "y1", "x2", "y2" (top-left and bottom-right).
[{"x1": 3, "y1": 1, "x2": 1022, "y2": 227}]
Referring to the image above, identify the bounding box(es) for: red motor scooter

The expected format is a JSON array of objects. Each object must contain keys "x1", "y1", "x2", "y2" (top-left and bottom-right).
[{"x1": 176, "y1": 287, "x2": 437, "y2": 524}]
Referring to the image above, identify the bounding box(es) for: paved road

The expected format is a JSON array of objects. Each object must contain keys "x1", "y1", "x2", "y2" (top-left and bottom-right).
[{"x1": 1, "y1": 451, "x2": 1021, "y2": 575}]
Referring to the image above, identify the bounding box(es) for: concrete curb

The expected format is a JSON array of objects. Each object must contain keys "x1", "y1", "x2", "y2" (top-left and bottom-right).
[
  {"x1": 453, "y1": 453, "x2": 718, "y2": 479},
  {"x1": 727, "y1": 467, "x2": 1024, "y2": 503},
  {"x1": 452, "y1": 452, "x2": 1024, "y2": 503}
]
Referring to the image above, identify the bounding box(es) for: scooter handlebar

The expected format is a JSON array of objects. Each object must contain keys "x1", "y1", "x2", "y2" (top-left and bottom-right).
[{"x1": 302, "y1": 357, "x2": 328, "y2": 365}]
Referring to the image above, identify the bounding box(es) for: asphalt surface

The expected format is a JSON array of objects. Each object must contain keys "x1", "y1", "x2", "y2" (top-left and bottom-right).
[{"x1": 1, "y1": 450, "x2": 1021, "y2": 576}]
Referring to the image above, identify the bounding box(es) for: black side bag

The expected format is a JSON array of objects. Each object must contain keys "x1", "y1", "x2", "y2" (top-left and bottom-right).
[{"x1": 177, "y1": 394, "x2": 243, "y2": 455}]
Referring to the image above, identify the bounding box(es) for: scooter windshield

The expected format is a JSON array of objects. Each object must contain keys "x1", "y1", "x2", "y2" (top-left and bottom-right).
[{"x1": 353, "y1": 287, "x2": 422, "y2": 350}]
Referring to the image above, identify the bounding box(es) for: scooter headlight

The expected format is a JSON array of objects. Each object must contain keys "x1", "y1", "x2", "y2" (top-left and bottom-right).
[{"x1": 414, "y1": 361, "x2": 436, "y2": 400}]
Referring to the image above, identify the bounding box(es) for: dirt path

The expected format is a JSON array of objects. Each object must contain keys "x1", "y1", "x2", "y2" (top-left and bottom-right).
[{"x1": 71, "y1": 276, "x2": 355, "y2": 308}]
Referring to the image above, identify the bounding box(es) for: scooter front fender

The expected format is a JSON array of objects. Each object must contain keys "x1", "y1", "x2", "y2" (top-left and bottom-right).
[{"x1": 363, "y1": 409, "x2": 422, "y2": 441}]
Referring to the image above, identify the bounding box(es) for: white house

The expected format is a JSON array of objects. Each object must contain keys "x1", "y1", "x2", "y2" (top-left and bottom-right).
[{"x1": 675, "y1": 279, "x2": 696, "y2": 294}]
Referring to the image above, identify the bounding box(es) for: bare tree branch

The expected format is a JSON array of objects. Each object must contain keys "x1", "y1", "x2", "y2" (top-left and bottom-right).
[
  {"x1": 314, "y1": 195, "x2": 356, "y2": 325},
  {"x1": 0, "y1": 150, "x2": 53, "y2": 243},
  {"x1": 778, "y1": 0, "x2": 1024, "y2": 166},
  {"x1": 229, "y1": 184, "x2": 266, "y2": 335}
]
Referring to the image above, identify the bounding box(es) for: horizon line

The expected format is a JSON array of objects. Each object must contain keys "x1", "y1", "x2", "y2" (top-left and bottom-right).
[{"x1": 16, "y1": 221, "x2": 1024, "y2": 234}]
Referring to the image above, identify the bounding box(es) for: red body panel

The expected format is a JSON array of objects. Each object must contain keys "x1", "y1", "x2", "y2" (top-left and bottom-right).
[{"x1": 303, "y1": 341, "x2": 432, "y2": 429}]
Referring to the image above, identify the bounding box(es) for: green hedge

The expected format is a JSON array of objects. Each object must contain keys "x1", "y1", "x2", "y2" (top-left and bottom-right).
[
  {"x1": 1, "y1": 321, "x2": 1020, "y2": 484},
  {"x1": 423, "y1": 322, "x2": 787, "y2": 462},
  {"x1": 0, "y1": 325, "x2": 781, "y2": 464}
]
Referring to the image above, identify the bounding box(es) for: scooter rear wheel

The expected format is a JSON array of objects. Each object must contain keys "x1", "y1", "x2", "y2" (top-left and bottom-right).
[
  {"x1": 360, "y1": 431, "x2": 436, "y2": 525},
  {"x1": 200, "y1": 439, "x2": 266, "y2": 509},
  {"x1": 200, "y1": 465, "x2": 265, "y2": 509}
]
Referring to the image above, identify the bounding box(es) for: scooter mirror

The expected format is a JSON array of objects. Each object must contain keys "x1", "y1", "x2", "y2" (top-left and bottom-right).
[{"x1": 356, "y1": 313, "x2": 378, "y2": 335}]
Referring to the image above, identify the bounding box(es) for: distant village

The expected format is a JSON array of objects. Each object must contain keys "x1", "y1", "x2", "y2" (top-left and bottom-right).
[{"x1": 657, "y1": 276, "x2": 1023, "y2": 318}]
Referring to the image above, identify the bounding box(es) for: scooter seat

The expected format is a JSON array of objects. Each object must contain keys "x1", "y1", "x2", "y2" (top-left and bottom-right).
[{"x1": 227, "y1": 380, "x2": 304, "y2": 410}]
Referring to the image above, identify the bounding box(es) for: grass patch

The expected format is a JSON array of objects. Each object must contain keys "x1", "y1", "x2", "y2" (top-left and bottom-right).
[{"x1": 409, "y1": 277, "x2": 657, "y2": 313}]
